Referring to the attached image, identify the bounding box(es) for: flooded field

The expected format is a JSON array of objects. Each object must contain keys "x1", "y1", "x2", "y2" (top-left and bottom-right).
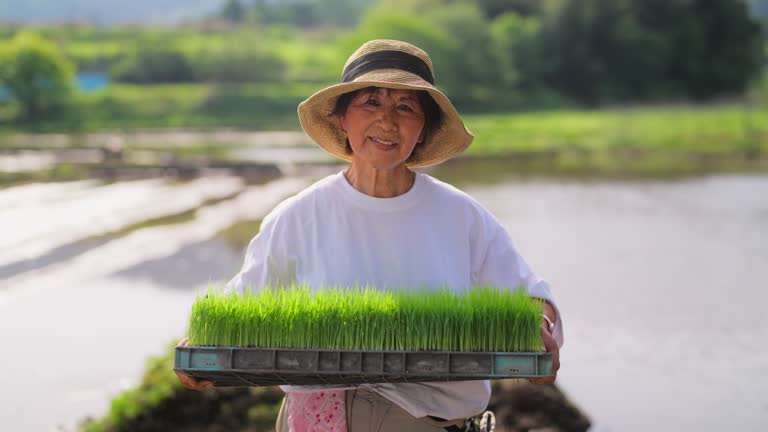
[
  {"x1": 454, "y1": 173, "x2": 768, "y2": 432},
  {"x1": 1, "y1": 157, "x2": 766, "y2": 431},
  {"x1": 0, "y1": 173, "x2": 315, "y2": 432}
]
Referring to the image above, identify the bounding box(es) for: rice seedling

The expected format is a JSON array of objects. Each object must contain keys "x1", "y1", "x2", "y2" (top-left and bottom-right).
[{"x1": 186, "y1": 285, "x2": 544, "y2": 352}]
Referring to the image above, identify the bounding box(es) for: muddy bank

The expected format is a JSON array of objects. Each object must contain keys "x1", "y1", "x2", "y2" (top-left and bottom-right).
[
  {"x1": 80, "y1": 347, "x2": 589, "y2": 432},
  {"x1": 3, "y1": 129, "x2": 767, "y2": 187},
  {"x1": 0, "y1": 130, "x2": 312, "y2": 149},
  {"x1": 432, "y1": 150, "x2": 768, "y2": 183},
  {"x1": 0, "y1": 130, "x2": 326, "y2": 186}
]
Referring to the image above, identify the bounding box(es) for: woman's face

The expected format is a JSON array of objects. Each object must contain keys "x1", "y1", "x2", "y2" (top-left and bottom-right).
[{"x1": 339, "y1": 88, "x2": 426, "y2": 171}]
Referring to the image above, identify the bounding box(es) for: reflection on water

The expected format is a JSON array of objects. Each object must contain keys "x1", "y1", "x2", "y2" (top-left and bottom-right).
[
  {"x1": 0, "y1": 235, "x2": 114, "y2": 280},
  {"x1": 214, "y1": 219, "x2": 263, "y2": 253},
  {"x1": 0, "y1": 176, "x2": 311, "y2": 432},
  {"x1": 114, "y1": 239, "x2": 243, "y2": 290},
  {"x1": 1, "y1": 162, "x2": 766, "y2": 431},
  {"x1": 0, "y1": 177, "x2": 244, "y2": 271},
  {"x1": 0, "y1": 151, "x2": 58, "y2": 172}
]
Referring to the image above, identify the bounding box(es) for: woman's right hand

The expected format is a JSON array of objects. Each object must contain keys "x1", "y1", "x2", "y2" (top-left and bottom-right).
[
  {"x1": 528, "y1": 322, "x2": 560, "y2": 384},
  {"x1": 174, "y1": 337, "x2": 215, "y2": 390}
]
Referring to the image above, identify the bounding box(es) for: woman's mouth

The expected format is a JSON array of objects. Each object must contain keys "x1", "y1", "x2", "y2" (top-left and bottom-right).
[{"x1": 369, "y1": 137, "x2": 398, "y2": 151}]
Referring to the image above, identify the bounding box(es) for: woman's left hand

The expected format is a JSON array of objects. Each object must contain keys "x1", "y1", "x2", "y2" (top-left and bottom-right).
[
  {"x1": 528, "y1": 322, "x2": 560, "y2": 384},
  {"x1": 175, "y1": 337, "x2": 215, "y2": 391}
]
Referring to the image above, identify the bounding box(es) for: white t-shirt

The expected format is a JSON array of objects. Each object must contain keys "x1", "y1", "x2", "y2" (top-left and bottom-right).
[{"x1": 226, "y1": 171, "x2": 563, "y2": 419}]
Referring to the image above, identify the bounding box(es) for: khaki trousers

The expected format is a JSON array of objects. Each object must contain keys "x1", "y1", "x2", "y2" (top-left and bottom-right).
[{"x1": 276, "y1": 388, "x2": 466, "y2": 432}]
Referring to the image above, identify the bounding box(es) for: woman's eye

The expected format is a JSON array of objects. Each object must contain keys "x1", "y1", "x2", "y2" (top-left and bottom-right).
[
  {"x1": 366, "y1": 98, "x2": 379, "y2": 106},
  {"x1": 398, "y1": 104, "x2": 414, "y2": 112}
]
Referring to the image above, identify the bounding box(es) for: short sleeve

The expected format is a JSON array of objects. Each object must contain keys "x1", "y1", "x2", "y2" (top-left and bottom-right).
[
  {"x1": 224, "y1": 211, "x2": 297, "y2": 295},
  {"x1": 478, "y1": 227, "x2": 564, "y2": 347}
]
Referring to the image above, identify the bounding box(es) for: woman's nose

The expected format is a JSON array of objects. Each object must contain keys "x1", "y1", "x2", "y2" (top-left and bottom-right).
[{"x1": 377, "y1": 107, "x2": 398, "y2": 131}]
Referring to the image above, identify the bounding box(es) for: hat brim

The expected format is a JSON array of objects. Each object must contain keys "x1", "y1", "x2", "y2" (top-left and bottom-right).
[{"x1": 298, "y1": 69, "x2": 473, "y2": 169}]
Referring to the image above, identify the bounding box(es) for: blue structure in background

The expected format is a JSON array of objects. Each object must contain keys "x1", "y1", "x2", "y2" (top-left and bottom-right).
[
  {"x1": 77, "y1": 72, "x2": 110, "y2": 92},
  {"x1": 0, "y1": 72, "x2": 110, "y2": 102}
]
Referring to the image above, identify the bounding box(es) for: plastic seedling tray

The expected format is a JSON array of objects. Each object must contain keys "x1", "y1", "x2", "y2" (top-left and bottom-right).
[{"x1": 175, "y1": 347, "x2": 553, "y2": 387}]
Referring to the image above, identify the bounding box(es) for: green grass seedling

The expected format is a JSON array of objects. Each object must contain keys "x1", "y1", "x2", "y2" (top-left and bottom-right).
[{"x1": 186, "y1": 285, "x2": 544, "y2": 352}]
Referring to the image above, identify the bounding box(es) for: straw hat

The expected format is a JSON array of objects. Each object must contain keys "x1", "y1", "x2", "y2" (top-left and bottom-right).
[{"x1": 298, "y1": 39, "x2": 474, "y2": 168}]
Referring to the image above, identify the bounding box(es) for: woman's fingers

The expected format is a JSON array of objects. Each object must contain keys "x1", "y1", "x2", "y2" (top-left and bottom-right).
[
  {"x1": 175, "y1": 338, "x2": 214, "y2": 390},
  {"x1": 529, "y1": 324, "x2": 560, "y2": 384},
  {"x1": 542, "y1": 327, "x2": 560, "y2": 374},
  {"x1": 175, "y1": 371, "x2": 193, "y2": 387},
  {"x1": 175, "y1": 371, "x2": 214, "y2": 390},
  {"x1": 528, "y1": 376, "x2": 556, "y2": 384}
]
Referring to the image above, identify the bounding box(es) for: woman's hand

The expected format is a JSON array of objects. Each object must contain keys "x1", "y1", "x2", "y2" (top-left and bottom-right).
[
  {"x1": 528, "y1": 300, "x2": 560, "y2": 384},
  {"x1": 528, "y1": 321, "x2": 560, "y2": 384},
  {"x1": 174, "y1": 337, "x2": 215, "y2": 390}
]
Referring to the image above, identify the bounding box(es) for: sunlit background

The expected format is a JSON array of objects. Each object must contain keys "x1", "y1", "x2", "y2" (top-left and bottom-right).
[{"x1": 1, "y1": 1, "x2": 767, "y2": 431}]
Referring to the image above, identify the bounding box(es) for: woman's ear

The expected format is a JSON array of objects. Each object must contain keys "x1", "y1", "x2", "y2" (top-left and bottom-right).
[
  {"x1": 338, "y1": 115, "x2": 347, "y2": 134},
  {"x1": 417, "y1": 127, "x2": 426, "y2": 144}
]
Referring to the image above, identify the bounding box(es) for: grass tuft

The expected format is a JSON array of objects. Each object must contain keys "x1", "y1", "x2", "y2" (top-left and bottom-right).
[{"x1": 186, "y1": 285, "x2": 543, "y2": 352}]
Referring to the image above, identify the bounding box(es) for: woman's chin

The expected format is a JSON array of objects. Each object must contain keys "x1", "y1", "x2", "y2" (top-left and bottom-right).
[{"x1": 350, "y1": 153, "x2": 411, "y2": 173}]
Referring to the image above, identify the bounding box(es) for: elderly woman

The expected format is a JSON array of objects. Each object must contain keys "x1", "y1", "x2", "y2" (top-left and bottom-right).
[{"x1": 178, "y1": 39, "x2": 563, "y2": 432}]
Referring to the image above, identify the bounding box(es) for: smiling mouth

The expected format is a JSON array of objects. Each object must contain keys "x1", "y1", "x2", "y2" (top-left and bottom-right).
[{"x1": 369, "y1": 137, "x2": 398, "y2": 146}]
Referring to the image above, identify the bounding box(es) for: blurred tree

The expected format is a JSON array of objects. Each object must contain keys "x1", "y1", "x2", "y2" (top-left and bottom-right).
[
  {"x1": 349, "y1": 1, "x2": 507, "y2": 109},
  {"x1": 266, "y1": 1, "x2": 320, "y2": 28},
  {"x1": 748, "y1": 0, "x2": 768, "y2": 23},
  {"x1": 753, "y1": 0, "x2": 768, "y2": 38},
  {"x1": 194, "y1": 47, "x2": 287, "y2": 82},
  {"x1": 253, "y1": 0, "x2": 371, "y2": 28},
  {"x1": 670, "y1": 0, "x2": 765, "y2": 99},
  {"x1": 490, "y1": 13, "x2": 543, "y2": 91},
  {"x1": 540, "y1": 0, "x2": 666, "y2": 102},
  {"x1": 342, "y1": 5, "x2": 458, "y2": 82},
  {"x1": 426, "y1": 3, "x2": 501, "y2": 106},
  {"x1": 477, "y1": 0, "x2": 542, "y2": 18},
  {"x1": 0, "y1": 30, "x2": 75, "y2": 121},
  {"x1": 111, "y1": 49, "x2": 195, "y2": 83},
  {"x1": 315, "y1": 0, "x2": 370, "y2": 27},
  {"x1": 541, "y1": 0, "x2": 764, "y2": 103},
  {"x1": 222, "y1": 0, "x2": 246, "y2": 23}
]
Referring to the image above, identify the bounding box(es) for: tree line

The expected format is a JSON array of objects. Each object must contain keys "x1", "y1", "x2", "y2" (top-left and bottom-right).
[
  {"x1": 1, "y1": 0, "x2": 765, "y2": 121},
  {"x1": 349, "y1": 0, "x2": 764, "y2": 108}
]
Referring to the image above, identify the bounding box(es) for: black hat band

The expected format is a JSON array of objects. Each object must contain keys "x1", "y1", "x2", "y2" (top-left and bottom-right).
[{"x1": 341, "y1": 50, "x2": 434, "y2": 85}]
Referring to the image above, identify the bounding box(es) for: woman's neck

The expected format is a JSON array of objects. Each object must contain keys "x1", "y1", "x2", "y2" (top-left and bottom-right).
[{"x1": 343, "y1": 163, "x2": 415, "y2": 198}]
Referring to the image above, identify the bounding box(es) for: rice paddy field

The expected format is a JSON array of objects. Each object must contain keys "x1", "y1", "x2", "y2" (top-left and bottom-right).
[
  {"x1": 464, "y1": 106, "x2": 768, "y2": 155},
  {"x1": 186, "y1": 286, "x2": 543, "y2": 352}
]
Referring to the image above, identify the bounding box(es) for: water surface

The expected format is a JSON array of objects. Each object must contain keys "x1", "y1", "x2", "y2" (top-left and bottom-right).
[
  {"x1": 1, "y1": 169, "x2": 766, "y2": 431},
  {"x1": 459, "y1": 174, "x2": 768, "y2": 431}
]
